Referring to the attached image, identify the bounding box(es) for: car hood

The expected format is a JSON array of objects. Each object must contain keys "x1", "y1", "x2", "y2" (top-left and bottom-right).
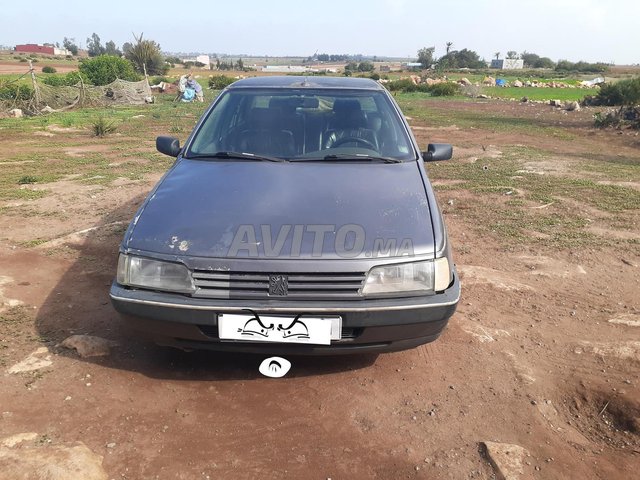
[{"x1": 125, "y1": 159, "x2": 435, "y2": 259}]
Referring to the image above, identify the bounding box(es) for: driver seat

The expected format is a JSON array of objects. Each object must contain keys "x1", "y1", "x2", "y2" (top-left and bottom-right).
[{"x1": 323, "y1": 99, "x2": 379, "y2": 150}]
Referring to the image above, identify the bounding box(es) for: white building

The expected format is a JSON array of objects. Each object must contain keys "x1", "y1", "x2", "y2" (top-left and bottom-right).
[
  {"x1": 196, "y1": 55, "x2": 210, "y2": 67},
  {"x1": 181, "y1": 55, "x2": 210, "y2": 67},
  {"x1": 491, "y1": 59, "x2": 524, "y2": 69},
  {"x1": 53, "y1": 47, "x2": 71, "y2": 56},
  {"x1": 261, "y1": 65, "x2": 313, "y2": 73}
]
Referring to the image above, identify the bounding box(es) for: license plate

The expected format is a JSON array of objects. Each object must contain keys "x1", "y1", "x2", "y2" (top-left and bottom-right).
[{"x1": 218, "y1": 313, "x2": 341, "y2": 345}]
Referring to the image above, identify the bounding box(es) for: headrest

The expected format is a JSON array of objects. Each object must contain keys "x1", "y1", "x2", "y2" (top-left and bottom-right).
[{"x1": 332, "y1": 99, "x2": 362, "y2": 114}]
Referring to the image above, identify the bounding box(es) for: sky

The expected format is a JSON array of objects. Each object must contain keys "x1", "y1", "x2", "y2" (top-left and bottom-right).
[{"x1": 2, "y1": 0, "x2": 639, "y2": 64}]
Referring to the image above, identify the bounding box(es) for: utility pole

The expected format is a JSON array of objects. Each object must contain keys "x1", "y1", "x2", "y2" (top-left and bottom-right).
[{"x1": 28, "y1": 60, "x2": 41, "y2": 106}]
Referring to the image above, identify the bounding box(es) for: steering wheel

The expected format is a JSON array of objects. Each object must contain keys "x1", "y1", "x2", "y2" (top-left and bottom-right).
[{"x1": 331, "y1": 136, "x2": 377, "y2": 150}]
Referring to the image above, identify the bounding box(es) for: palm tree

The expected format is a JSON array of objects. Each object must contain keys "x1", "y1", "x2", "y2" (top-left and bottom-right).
[
  {"x1": 494, "y1": 52, "x2": 500, "y2": 60},
  {"x1": 446, "y1": 42, "x2": 453, "y2": 54}
]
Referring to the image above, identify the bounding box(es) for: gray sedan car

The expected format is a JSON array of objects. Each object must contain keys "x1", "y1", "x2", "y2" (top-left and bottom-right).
[{"x1": 110, "y1": 76, "x2": 459, "y2": 354}]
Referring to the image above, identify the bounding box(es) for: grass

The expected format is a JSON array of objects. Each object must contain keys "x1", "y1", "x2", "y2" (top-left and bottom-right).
[
  {"x1": 0, "y1": 96, "x2": 207, "y2": 203},
  {"x1": 18, "y1": 175, "x2": 38, "y2": 184},
  {"x1": 429, "y1": 144, "x2": 639, "y2": 247},
  {"x1": 483, "y1": 86, "x2": 593, "y2": 102},
  {"x1": 396, "y1": 93, "x2": 575, "y2": 139}
]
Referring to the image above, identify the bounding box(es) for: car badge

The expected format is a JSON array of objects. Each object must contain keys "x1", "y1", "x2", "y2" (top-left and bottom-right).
[{"x1": 268, "y1": 275, "x2": 289, "y2": 296}]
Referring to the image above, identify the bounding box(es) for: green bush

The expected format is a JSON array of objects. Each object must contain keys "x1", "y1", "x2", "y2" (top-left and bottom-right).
[
  {"x1": 555, "y1": 60, "x2": 609, "y2": 73},
  {"x1": 19, "y1": 58, "x2": 28, "y2": 63},
  {"x1": 386, "y1": 79, "x2": 418, "y2": 92},
  {"x1": 150, "y1": 76, "x2": 173, "y2": 85},
  {"x1": 79, "y1": 55, "x2": 140, "y2": 86},
  {"x1": 41, "y1": 66, "x2": 57, "y2": 74},
  {"x1": 591, "y1": 77, "x2": 640, "y2": 106},
  {"x1": 428, "y1": 82, "x2": 461, "y2": 96},
  {"x1": 92, "y1": 116, "x2": 118, "y2": 137},
  {"x1": 42, "y1": 71, "x2": 90, "y2": 87},
  {"x1": 0, "y1": 83, "x2": 33, "y2": 101},
  {"x1": 18, "y1": 175, "x2": 38, "y2": 185},
  {"x1": 593, "y1": 106, "x2": 640, "y2": 130},
  {"x1": 357, "y1": 61, "x2": 374, "y2": 72},
  {"x1": 208, "y1": 75, "x2": 234, "y2": 90},
  {"x1": 385, "y1": 79, "x2": 460, "y2": 96}
]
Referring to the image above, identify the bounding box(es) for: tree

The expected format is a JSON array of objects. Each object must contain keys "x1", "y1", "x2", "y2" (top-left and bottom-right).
[
  {"x1": 534, "y1": 57, "x2": 555, "y2": 69},
  {"x1": 446, "y1": 42, "x2": 453, "y2": 54},
  {"x1": 79, "y1": 55, "x2": 139, "y2": 85},
  {"x1": 357, "y1": 61, "x2": 374, "y2": 72},
  {"x1": 104, "y1": 40, "x2": 121, "y2": 57},
  {"x1": 520, "y1": 52, "x2": 555, "y2": 68},
  {"x1": 520, "y1": 51, "x2": 538, "y2": 67},
  {"x1": 63, "y1": 37, "x2": 78, "y2": 56},
  {"x1": 122, "y1": 42, "x2": 133, "y2": 56},
  {"x1": 494, "y1": 52, "x2": 500, "y2": 60},
  {"x1": 344, "y1": 61, "x2": 359, "y2": 72},
  {"x1": 438, "y1": 48, "x2": 485, "y2": 69},
  {"x1": 236, "y1": 58, "x2": 244, "y2": 70},
  {"x1": 124, "y1": 33, "x2": 169, "y2": 76},
  {"x1": 417, "y1": 47, "x2": 435, "y2": 69},
  {"x1": 506, "y1": 51, "x2": 519, "y2": 59},
  {"x1": 86, "y1": 33, "x2": 105, "y2": 57}
]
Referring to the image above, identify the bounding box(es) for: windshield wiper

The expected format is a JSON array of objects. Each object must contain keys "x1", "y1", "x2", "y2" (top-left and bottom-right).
[
  {"x1": 292, "y1": 154, "x2": 402, "y2": 164},
  {"x1": 185, "y1": 151, "x2": 285, "y2": 162}
]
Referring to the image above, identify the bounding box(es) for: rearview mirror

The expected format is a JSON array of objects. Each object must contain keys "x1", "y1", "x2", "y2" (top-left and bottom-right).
[
  {"x1": 156, "y1": 136, "x2": 181, "y2": 157},
  {"x1": 422, "y1": 143, "x2": 453, "y2": 162}
]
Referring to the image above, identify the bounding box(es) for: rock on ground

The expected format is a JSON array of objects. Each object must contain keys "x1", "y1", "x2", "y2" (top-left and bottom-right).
[
  {"x1": 565, "y1": 101, "x2": 581, "y2": 111},
  {"x1": 0, "y1": 434, "x2": 107, "y2": 480},
  {"x1": 60, "y1": 335, "x2": 118, "y2": 358},
  {"x1": 482, "y1": 441, "x2": 528, "y2": 480},
  {"x1": 7, "y1": 348, "x2": 52, "y2": 374}
]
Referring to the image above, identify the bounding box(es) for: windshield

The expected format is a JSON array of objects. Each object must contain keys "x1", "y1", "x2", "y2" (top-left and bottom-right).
[{"x1": 186, "y1": 88, "x2": 416, "y2": 161}]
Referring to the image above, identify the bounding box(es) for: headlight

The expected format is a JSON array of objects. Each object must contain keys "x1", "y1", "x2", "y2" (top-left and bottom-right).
[
  {"x1": 362, "y1": 258, "x2": 451, "y2": 296},
  {"x1": 117, "y1": 255, "x2": 195, "y2": 294}
]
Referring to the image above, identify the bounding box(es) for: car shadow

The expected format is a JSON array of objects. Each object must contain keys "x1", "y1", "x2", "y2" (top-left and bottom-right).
[{"x1": 34, "y1": 193, "x2": 378, "y2": 381}]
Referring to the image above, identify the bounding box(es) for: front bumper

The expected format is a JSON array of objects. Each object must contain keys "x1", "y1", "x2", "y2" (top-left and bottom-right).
[{"x1": 109, "y1": 271, "x2": 460, "y2": 355}]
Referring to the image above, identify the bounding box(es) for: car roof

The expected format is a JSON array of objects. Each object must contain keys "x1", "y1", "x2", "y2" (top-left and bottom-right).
[{"x1": 227, "y1": 75, "x2": 385, "y2": 91}]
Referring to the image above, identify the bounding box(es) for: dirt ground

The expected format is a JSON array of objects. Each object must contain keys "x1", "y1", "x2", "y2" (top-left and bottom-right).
[
  {"x1": 0, "y1": 98, "x2": 638, "y2": 479},
  {"x1": 0, "y1": 62, "x2": 78, "y2": 75}
]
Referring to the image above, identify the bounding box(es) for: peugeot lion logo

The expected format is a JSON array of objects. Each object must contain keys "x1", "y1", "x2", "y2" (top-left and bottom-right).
[{"x1": 269, "y1": 274, "x2": 288, "y2": 296}]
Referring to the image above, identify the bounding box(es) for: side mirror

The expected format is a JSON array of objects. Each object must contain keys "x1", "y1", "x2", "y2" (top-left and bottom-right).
[
  {"x1": 156, "y1": 136, "x2": 181, "y2": 157},
  {"x1": 422, "y1": 143, "x2": 453, "y2": 162}
]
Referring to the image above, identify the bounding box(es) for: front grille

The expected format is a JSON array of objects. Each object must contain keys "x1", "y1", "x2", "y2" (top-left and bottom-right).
[{"x1": 191, "y1": 271, "x2": 366, "y2": 300}]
